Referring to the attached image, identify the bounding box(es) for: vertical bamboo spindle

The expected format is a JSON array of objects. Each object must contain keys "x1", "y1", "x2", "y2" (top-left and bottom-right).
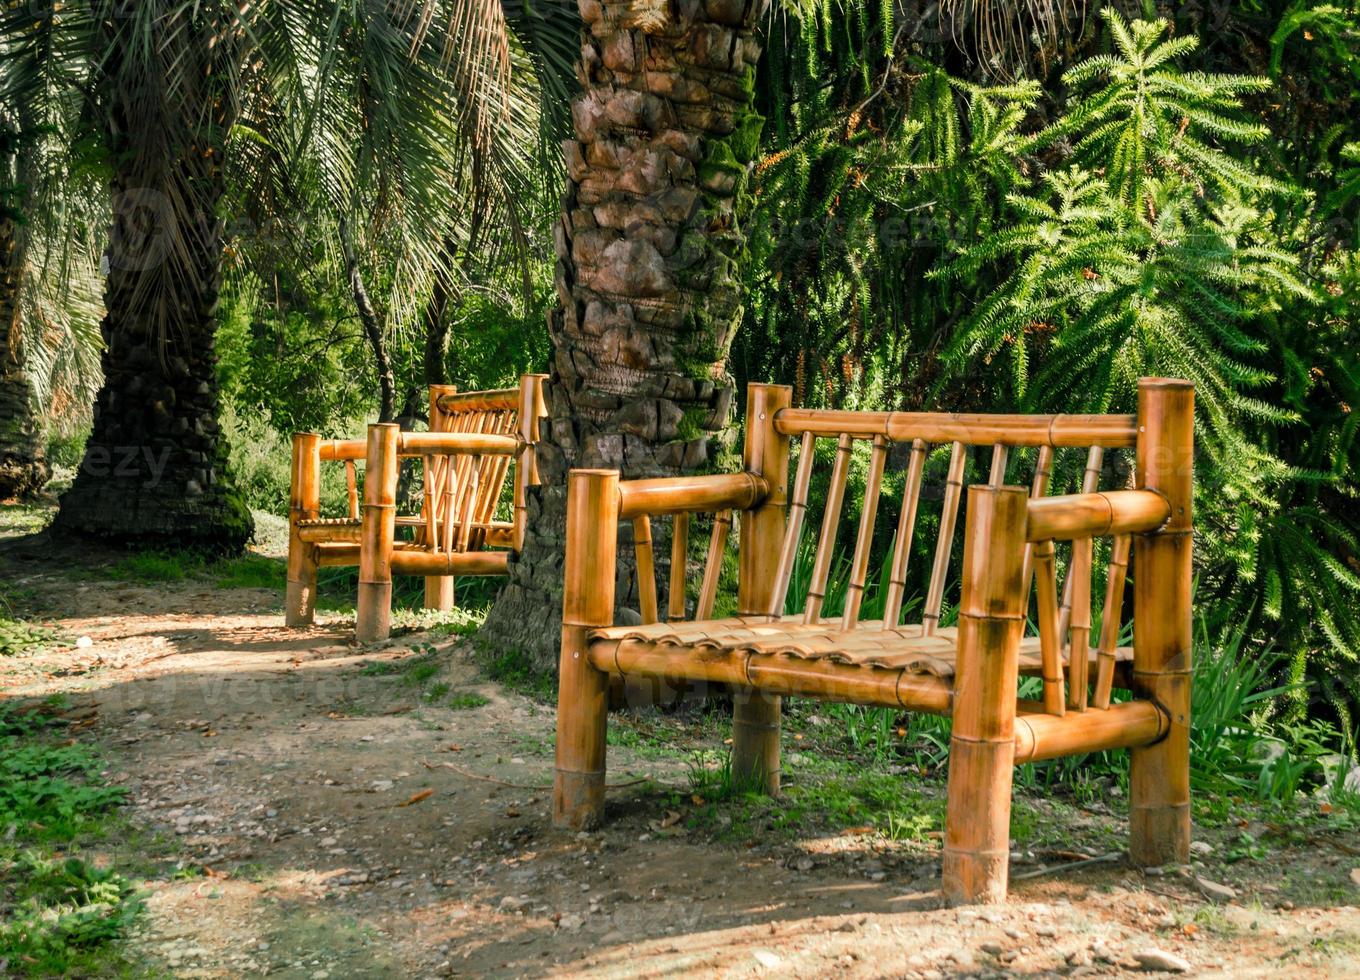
[
  {"x1": 735, "y1": 384, "x2": 792, "y2": 795},
  {"x1": 924, "y1": 442, "x2": 966, "y2": 635},
  {"x1": 356, "y1": 423, "x2": 399, "y2": 644},
  {"x1": 668, "y1": 513, "x2": 689, "y2": 620},
  {"x1": 285, "y1": 432, "x2": 322, "y2": 627},
  {"x1": 1033, "y1": 536, "x2": 1066, "y2": 716},
  {"x1": 1066, "y1": 535, "x2": 1093, "y2": 711},
  {"x1": 842, "y1": 435, "x2": 889, "y2": 631},
  {"x1": 554, "y1": 469, "x2": 620, "y2": 830},
  {"x1": 345, "y1": 461, "x2": 359, "y2": 519},
  {"x1": 942, "y1": 484, "x2": 1029, "y2": 905},
  {"x1": 696, "y1": 511, "x2": 733, "y2": 620},
  {"x1": 1058, "y1": 447, "x2": 1104, "y2": 644},
  {"x1": 989, "y1": 444, "x2": 1009, "y2": 486},
  {"x1": 804, "y1": 433, "x2": 853, "y2": 624},
  {"x1": 513, "y1": 375, "x2": 547, "y2": 553},
  {"x1": 882, "y1": 439, "x2": 927, "y2": 630},
  {"x1": 768, "y1": 431, "x2": 816, "y2": 619},
  {"x1": 634, "y1": 517, "x2": 659, "y2": 624},
  {"x1": 425, "y1": 385, "x2": 456, "y2": 611},
  {"x1": 1129, "y1": 379, "x2": 1194, "y2": 867},
  {"x1": 440, "y1": 407, "x2": 469, "y2": 554},
  {"x1": 1092, "y1": 534, "x2": 1131, "y2": 709},
  {"x1": 1019, "y1": 445, "x2": 1054, "y2": 596}
]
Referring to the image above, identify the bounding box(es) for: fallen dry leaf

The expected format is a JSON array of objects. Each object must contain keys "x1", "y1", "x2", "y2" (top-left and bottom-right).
[{"x1": 398, "y1": 789, "x2": 434, "y2": 807}]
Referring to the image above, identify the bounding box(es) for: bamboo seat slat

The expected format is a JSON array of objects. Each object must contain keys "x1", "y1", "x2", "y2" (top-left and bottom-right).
[{"x1": 589, "y1": 619, "x2": 1133, "y2": 680}]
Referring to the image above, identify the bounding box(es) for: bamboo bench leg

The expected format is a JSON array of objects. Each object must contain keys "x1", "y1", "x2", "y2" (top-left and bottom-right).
[
  {"x1": 424, "y1": 576, "x2": 455, "y2": 612},
  {"x1": 556, "y1": 625, "x2": 609, "y2": 829},
  {"x1": 943, "y1": 485, "x2": 1028, "y2": 905},
  {"x1": 732, "y1": 691, "x2": 781, "y2": 795},
  {"x1": 356, "y1": 424, "x2": 399, "y2": 644},
  {"x1": 731, "y1": 383, "x2": 792, "y2": 797},
  {"x1": 554, "y1": 470, "x2": 619, "y2": 830},
  {"x1": 1130, "y1": 379, "x2": 1194, "y2": 867},
  {"x1": 285, "y1": 432, "x2": 321, "y2": 627}
]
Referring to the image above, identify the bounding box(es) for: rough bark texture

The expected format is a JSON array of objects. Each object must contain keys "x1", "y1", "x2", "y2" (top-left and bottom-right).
[
  {"x1": 0, "y1": 208, "x2": 49, "y2": 501},
  {"x1": 481, "y1": 0, "x2": 765, "y2": 669},
  {"x1": 53, "y1": 3, "x2": 251, "y2": 551}
]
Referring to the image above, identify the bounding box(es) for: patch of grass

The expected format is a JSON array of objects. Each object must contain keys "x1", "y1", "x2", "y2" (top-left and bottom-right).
[
  {"x1": 390, "y1": 605, "x2": 486, "y2": 636},
  {"x1": 0, "y1": 616, "x2": 61, "y2": 657},
  {"x1": 212, "y1": 554, "x2": 286, "y2": 590},
  {"x1": 104, "y1": 552, "x2": 189, "y2": 583},
  {"x1": 684, "y1": 749, "x2": 946, "y2": 843},
  {"x1": 446, "y1": 691, "x2": 490, "y2": 710},
  {"x1": 0, "y1": 699, "x2": 144, "y2": 975},
  {"x1": 359, "y1": 644, "x2": 463, "y2": 708},
  {"x1": 477, "y1": 643, "x2": 556, "y2": 701},
  {"x1": 0, "y1": 504, "x2": 50, "y2": 537}
]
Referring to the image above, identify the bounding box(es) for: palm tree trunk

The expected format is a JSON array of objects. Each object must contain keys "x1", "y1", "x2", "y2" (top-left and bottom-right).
[
  {"x1": 0, "y1": 206, "x2": 49, "y2": 501},
  {"x1": 482, "y1": 0, "x2": 766, "y2": 668},
  {"x1": 53, "y1": 2, "x2": 251, "y2": 551}
]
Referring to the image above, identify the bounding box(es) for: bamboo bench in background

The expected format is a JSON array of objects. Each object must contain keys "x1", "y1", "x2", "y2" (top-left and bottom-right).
[
  {"x1": 285, "y1": 374, "x2": 548, "y2": 643},
  {"x1": 555, "y1": 378, "x2": 1193, "y2": 905}
]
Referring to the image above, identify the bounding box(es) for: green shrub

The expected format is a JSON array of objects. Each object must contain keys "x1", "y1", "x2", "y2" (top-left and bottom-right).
[{"x1": 0, "y1": 701, "x2": 142, "y2": 974}]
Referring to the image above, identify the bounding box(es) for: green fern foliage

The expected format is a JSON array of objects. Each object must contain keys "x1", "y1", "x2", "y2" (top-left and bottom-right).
[{"x1": 1041, "y1": 11, "x2": 1285, "y2": 204}]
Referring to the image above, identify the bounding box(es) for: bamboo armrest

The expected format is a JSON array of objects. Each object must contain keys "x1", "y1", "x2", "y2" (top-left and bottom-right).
[
  {"x1": 318, "y1": 438, "x2": 366, "y2": 461},
  {"x1": 1026, "y1": 489, "x2": 1170, "y2": 541},
  {"x1": 617, "y1": 472, "x2": 769, "y2": 519}
]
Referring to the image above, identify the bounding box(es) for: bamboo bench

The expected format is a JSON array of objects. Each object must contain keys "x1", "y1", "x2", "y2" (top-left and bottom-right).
[
  {"x1": 554, "y1": 378, "x2": 1193, "y2": 904},
  {"x1": 285, "y1": 375, "x2": 548, "y2": 642}
]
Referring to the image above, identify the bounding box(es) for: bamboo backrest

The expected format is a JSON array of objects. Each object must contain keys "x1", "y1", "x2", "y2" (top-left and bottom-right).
[
  {"x1": 633, "y1": 407, "x2": 1145, "y2": 719},
  {"x1": 307, "y1": 375, "x2": 547, "y2": 554},
  {"x1": 420, "y1": 377, "x2": 547, "y2": 553}
]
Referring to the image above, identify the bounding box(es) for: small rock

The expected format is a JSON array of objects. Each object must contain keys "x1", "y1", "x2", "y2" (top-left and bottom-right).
[
  {"x1": 981, "y1": 942, "x2": 1005, "y2": 955},
  {"x1": 1189, "y1": 840, "x2": 1214, "y2": 856},
  {"x1": 793, "y1": 856, "x2": 814, "y2": 872},
  {"x1": 1195, "y1": 876, "x2": 1237, "y2": 903},
  {"x1": 76, "y1": 636, "x2": 93, "y2": 649},
  {"x1": 557, "y1": 913, "x2": 585, "y2": 931},
  {"x1": 751, "y1": 949, "x2": 783, "y2": 969},
  {"x1": 1133, "y1": 948, "x2": 1192, "y2": 973},
  {"x1": 370, "y1": 779, "x2": 394, "y2": 792},
  {"x1": 498, "y1": 895, "x2": 528, "y2": 912}
]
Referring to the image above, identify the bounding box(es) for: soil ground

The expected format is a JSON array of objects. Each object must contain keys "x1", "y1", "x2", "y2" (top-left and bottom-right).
[{"x1": 3, "y1": 504, "x2": 1360, "y2": 978}]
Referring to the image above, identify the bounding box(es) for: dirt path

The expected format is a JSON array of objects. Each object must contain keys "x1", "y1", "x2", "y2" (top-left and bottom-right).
[{"x1": 2, "y1": 526, "x2": 1359, "y2": 978}]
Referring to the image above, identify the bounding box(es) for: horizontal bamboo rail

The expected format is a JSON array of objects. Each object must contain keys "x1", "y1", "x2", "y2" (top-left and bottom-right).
[
  {"x1": 591, "y1": 640, "x2": 953, "y2": 715},
  {"x1": 297, "y1": 519, "x2": 513, "y2": 546},
  {"x1": 434, "y1": 388, "x2": 519, "y2": 412},
  {"x1": 617, "y1": 472, "x2": 769, "y2": 519},
  {"x1": 1013, "y1": 699, "x2": 1168, "y2": 764},
  {"x1": 772, "y1": 409, "x2": 1138, "y2": 447},
  {"x1": 397, "y1": 431, "x2": 521, "y2": 456},
  {"x1": 389, "y1": 550, "x2": 510, "y2": 577},
  {"x1": 1026, "y1": 489, "x2": 1170, "y2": 541}
]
